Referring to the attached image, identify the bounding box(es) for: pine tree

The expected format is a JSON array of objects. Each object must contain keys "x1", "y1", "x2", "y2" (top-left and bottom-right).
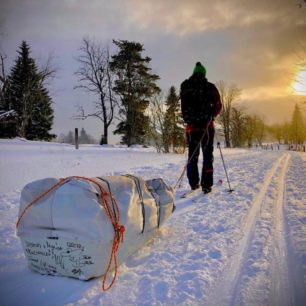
[
  {"x1": 25, "y1": 87, "x2": 55, "y2": 140},
  {"x1": 66, "y1": 131, "x2": 74, "y2": 144},
  {"x1": 163, "y1": 86, "x2": 185, "y2": 153},
  {"x1": 79, "y1": 127, "x2": 88, "y2": 144},
  {"x1": 0, "y1": 41, "x2": 55, "y2": 140},
  {"x1": 110, "y1": 40, "x2": 160, "y2": 146}
]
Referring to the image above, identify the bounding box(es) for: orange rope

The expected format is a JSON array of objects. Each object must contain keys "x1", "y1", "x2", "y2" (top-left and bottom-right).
[{"x1": 16, "y1": 176, "x2": 125, "y2": 291}]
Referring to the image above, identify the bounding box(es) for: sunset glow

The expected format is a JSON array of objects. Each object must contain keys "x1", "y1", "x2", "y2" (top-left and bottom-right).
[{"x1": 292, "y1": 69, "x2": 306, "y2": 96}]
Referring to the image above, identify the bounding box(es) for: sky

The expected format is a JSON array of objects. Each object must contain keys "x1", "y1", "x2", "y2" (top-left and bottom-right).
[{"x1": 1, "y1": 0, "x2": 306, "y2": 143}]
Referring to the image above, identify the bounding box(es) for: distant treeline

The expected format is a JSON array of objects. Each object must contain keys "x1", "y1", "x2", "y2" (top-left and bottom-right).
[
  {"x1": 1, "y1": 40, "x2": 305, "y2": 150},
  {"x1": 216, "y1": 101, "x2": 306, "y2": 148},
  {"x1": 57, "y1": 128, "x2": 97, "y2": 144}
]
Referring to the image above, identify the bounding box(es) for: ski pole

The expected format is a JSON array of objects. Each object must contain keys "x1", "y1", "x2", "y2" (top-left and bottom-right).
[{"x1": 216, "y1": 141, "x2": 234, "y2": 193}]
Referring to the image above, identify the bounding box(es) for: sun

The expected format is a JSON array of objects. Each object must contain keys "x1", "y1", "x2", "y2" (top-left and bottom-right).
[{"x1": 292, "y1": 69, "x2": 306, "y2": 95}]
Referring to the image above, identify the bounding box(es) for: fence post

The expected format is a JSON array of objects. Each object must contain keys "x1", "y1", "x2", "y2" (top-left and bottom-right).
[{"x1": 75, "y1": 128, "x2": 79, "y2": 150}]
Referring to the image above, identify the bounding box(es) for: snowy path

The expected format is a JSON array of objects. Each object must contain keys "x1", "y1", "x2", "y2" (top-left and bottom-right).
[
  {"x1": 269, "y1": 154, "x2": 291, "y2": 306},
  {"x1": 0, "y1": 140, "x2": 305, "y2": 306},
  {"x1": 206, "y1": 153, "x2": 292, "y2": 305}
]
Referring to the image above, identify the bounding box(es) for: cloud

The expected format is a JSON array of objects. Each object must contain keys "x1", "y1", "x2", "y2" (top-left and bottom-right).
[
  {"x1": 124, "y1": 0, "x2": 303, "y2": 35},
  {"x1": 2, "y1": 0, "x2": 129, "y2": 42}
]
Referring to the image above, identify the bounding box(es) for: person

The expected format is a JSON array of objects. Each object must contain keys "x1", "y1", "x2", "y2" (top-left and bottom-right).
[{"x1": 180, "y1": 62, "x2": 222, "y2": 194}]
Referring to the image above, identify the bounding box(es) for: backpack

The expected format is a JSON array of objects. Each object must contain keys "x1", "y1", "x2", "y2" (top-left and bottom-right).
[{"x1": 180, "y1": 74, "x2": 216, "y2": 125}]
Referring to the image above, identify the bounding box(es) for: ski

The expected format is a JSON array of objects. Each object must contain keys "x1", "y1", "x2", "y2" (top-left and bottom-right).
[
  {"x1": 180, "y1": 186, "x2": 218, "y2": 199},
  {"x1": 180, "y1": 188, "x2": 201, "y2": 198},
  {"x1": 180, "y1": 180, "x2": 224, "y2": 199}
]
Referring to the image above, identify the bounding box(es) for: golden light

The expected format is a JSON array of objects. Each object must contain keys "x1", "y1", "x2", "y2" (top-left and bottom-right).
[{"x1": 292, "y1": 68, "x2": 306, "y2": 95}]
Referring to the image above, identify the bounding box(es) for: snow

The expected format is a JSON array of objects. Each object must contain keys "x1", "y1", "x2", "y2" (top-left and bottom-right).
[{"x1": 0, "y1": 138, "x2": 305, "y2": 306}]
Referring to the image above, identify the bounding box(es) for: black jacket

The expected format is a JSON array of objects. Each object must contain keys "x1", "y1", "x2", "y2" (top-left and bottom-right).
[{"x1": 180, "y1": 73, "x2": 221, "y2": 125}]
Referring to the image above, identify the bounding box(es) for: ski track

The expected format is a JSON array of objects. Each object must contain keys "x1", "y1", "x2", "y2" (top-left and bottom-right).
[
  {"x1": 268, "y1": 154, "x2": 291, "y2": 306},
  {"x1": 284, "y1": 153, "x2": 306, "y2": 305},
  {"x1": 206, "y1": 153, "x2": 295, "y2": 306}
]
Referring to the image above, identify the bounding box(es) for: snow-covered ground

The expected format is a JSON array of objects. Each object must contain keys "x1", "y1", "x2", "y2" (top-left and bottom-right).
[{"x1": 0, "y1": 139, "x2": 305, "y2": 306}]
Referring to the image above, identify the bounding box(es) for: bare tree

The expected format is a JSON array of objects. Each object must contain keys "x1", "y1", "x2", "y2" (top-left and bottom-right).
[
  {"x1": 230, "y1": 107, "x2": 245, "y2": 147},
  {"x1": 75, "y1": 38, "x2": 116, "y2": 144},
  {"x1": 216, "y1": 81, "x2": 241, "y2": 147},
  {"x1": 253, "y1": 116, "x2": 266, "y2": 146},
  {"x1": 244, "y1": 115, "x2": 258, "y2": 148},
  {"x1": 38, "y1": 54, "x2": 57, "y2": 86},
  {"x1": 269, "y1": 123, "x2": 283, "y2": 144},
  {"x1": 282, "y1": 122, "x2": 292, "y2": 145},
  {"x1": 147, "y1": 92, "x2": 166, "y2": 152}
]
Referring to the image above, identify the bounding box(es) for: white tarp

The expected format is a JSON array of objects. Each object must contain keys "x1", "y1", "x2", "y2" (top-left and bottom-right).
[{"x1": 17, "y1": 175, "x2": 175, "y2": 281}]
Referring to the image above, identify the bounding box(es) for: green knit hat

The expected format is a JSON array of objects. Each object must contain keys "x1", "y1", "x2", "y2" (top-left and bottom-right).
[{"x1": 193, "y1": 62, "x2": 206, "y2": 76}]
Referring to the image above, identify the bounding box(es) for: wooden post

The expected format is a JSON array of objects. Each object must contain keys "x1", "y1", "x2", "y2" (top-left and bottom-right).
[{"x1": 75, "y1": 128, "x2": 79, "y2": 150}]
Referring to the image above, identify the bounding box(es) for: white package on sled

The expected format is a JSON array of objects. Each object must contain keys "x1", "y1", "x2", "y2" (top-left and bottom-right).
[{"x1": 17, "y1": 176, "x2": 175, "y2": 280}]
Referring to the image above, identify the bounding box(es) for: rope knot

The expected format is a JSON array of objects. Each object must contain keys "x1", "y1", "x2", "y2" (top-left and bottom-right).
[
  {"x1": 102, "y1": 191, "x2": 110, "y2": 197},
  {"x1": 116, "y1": 224, "x2": 125, "y2": 243}
]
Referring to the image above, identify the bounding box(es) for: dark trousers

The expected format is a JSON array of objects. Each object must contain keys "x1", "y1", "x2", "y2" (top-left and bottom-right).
[{"x1": 186, "y1": 127, "x2": 215, "y2": 189}]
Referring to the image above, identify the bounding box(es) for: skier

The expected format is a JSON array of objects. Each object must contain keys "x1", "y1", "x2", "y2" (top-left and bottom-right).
[{"x1": 180, "y1": 62, "x2": 222, "y2": 194}]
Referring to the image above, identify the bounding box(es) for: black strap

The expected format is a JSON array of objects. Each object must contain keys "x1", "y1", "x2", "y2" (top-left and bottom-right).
[
  {"x1": 124, "y1": 175, "x2": 146, "y2": 234},
  {"x1": 147, "y1": 179, "x2": 161, "y2": 228},
  {"x1": 96, "y1": 177, "x2": 118, "y2": 223}
]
